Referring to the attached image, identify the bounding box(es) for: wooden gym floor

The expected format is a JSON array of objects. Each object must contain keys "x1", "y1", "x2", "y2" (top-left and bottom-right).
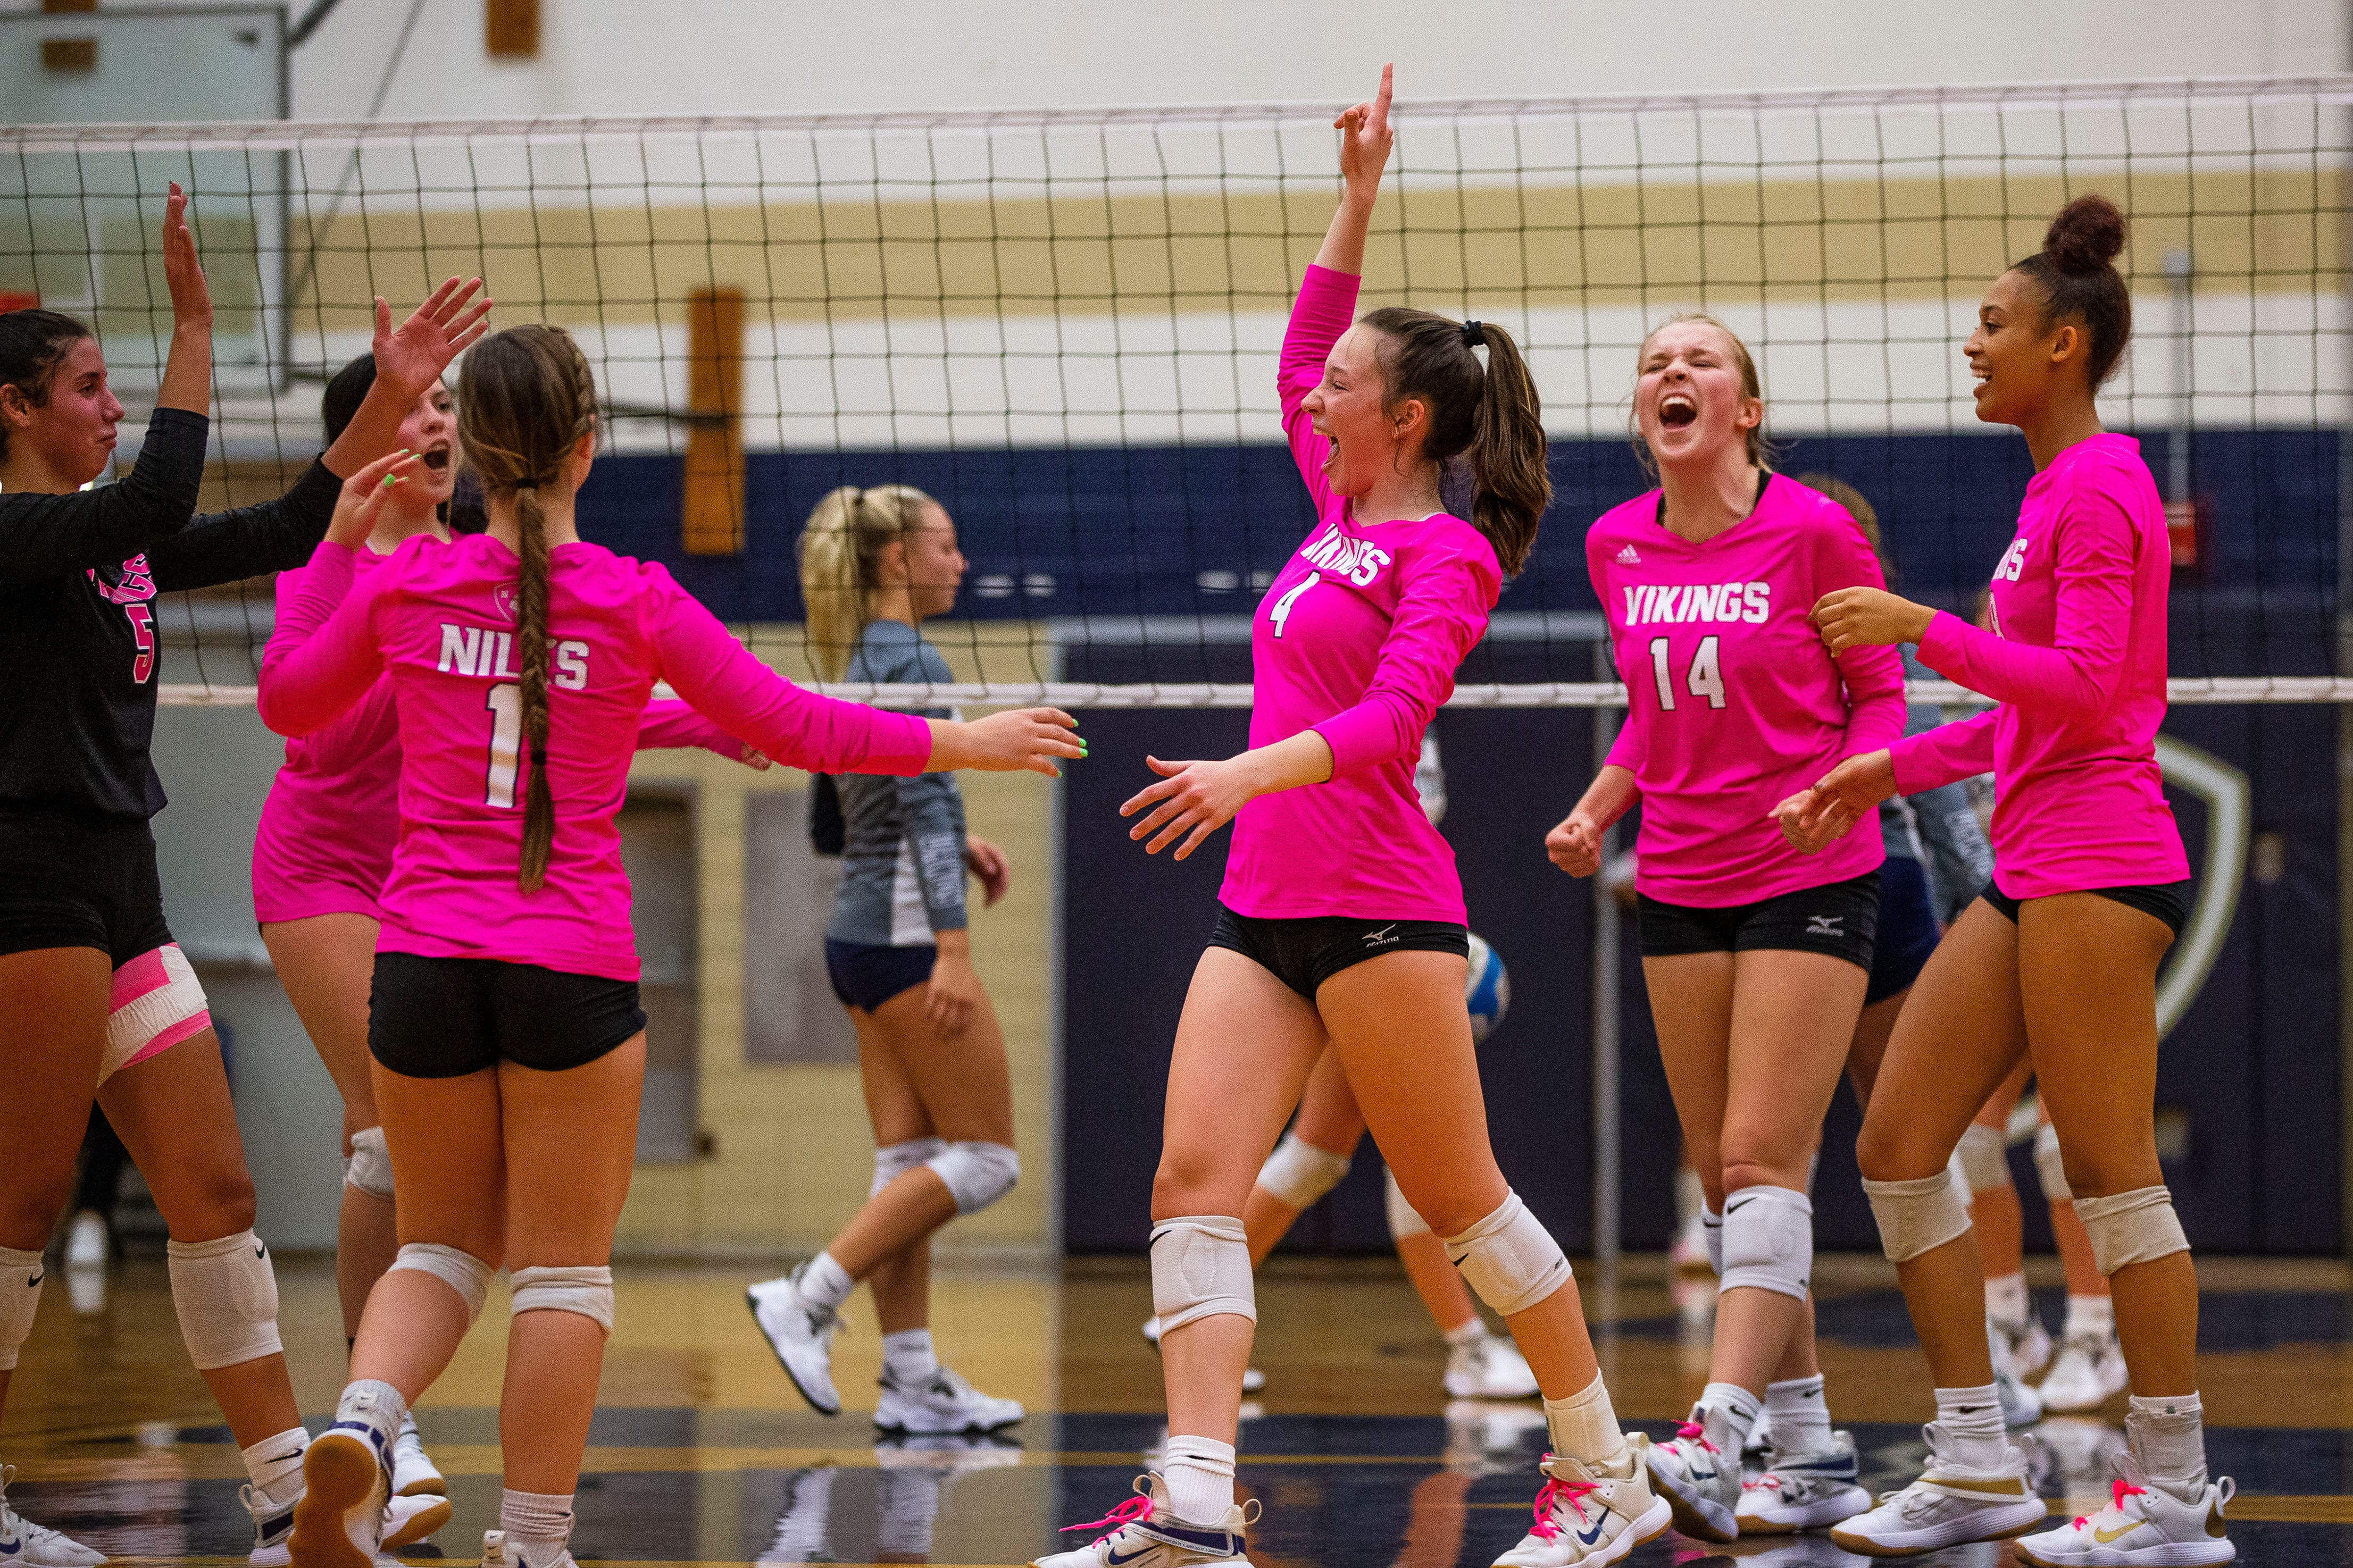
[{"x1": 7, "y1": 1251, "x2": 2349, "y2": 1565}]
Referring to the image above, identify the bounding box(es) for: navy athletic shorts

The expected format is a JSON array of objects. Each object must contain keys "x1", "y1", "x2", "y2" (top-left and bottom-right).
[{"x1": 824, "y1": 938, "x2": 938, "y2": 1011}]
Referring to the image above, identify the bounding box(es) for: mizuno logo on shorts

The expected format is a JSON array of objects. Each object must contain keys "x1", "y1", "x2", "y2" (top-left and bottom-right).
[
  {"x1": 1806, "y1": 916, "x2": 1843, "y2": 936},
  {"x1": 1362, "y1": 924, "x2": 1398, "y2": 946}
]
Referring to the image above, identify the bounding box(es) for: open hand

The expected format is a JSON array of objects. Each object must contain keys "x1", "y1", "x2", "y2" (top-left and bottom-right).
[
  {"x1": 965, "y1": 834, "x2": 1011, "y2": 907},
  {"x1": 372, "y1": 276, "x2": 494, "y2": 399},
  {"x1": 1334, "y1": 64, "x2": 1396, "y2": 204},
  {"x1": 160, "y1": 183, "x2": 212, "y2": 329},
  {"x1": 934, "y1": 707, "x2": 1083, "y2": 776},
  {"x1": 324, "y1": 448, "x2": 426, "y2": 549},
  {"x1": 1811, "y1": 587, "x2": 1934, "y2": 655},
  {"x1": 1121, "y1": 754, "x2": 1261, "y2": 860}
]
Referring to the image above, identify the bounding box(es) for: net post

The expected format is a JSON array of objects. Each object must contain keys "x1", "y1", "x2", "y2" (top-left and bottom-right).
[
  {"x1": 682, "y1": 285, "x2": 745, "y2": 556},
  {"x1": 1590, "y1": 642, "x2": 1622, "y2": 1283},
  {"x1": 2340, "y1": 92, "x2": 2353, "y2": 1262}
]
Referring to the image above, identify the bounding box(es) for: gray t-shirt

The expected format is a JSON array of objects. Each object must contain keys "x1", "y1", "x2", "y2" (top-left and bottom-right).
[{"x1": 825, "y1": 620, "x2": 967, "y2": 947}]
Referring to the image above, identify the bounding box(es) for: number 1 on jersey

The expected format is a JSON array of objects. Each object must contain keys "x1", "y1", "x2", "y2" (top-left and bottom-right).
[
  {"x1": 1647, "y1": 634, "x2": 1727, "y2": 711},
  {"x1": 483, "y1": 682, "x2": 521, "y2": 808},
  {"x1": 1270, "y1": 571, "x2": 1320, "y2": 639}
]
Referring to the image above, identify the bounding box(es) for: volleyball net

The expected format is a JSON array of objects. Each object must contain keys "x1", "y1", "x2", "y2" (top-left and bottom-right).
[{"x1": 3, "y1": 75, "x2": 2348, "y2": 709}]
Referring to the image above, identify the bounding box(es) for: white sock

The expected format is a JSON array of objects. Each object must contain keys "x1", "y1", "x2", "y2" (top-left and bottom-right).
[
  {"x1": 1985, "y1": 1272, "x2": 2030, "y2": 1325},
  {"x1": 2126, "y1": 1392, "x2": 2208, "y2": 1501},
  {"x1": 799, "y1": 1252, "x2": 855, "y2": 1312},
  {"x1": 1161, "y1": 1435, "x2": 1236, "y2": 1526},
  {"x1": 334, "y1": 1379, "x2": 407, "y2": 1454},
  {"x1": 1442, "y1": 1317, "x2": 1486, "y2": 1348},
  {"x1": 1542, "y1": 1371, "x2": 1629, "y2": 1468},
  {"x1": 2064, "y1": 1294, "x2": 2115, "y2": 1340},
  {"x1": 1933, "y1": 1384, "x2": 2009, "y2": 1471},
  {"x1": 241, "y1": 1426, "x2": 310, "y2": 1508},
  {"x1": 1764, "y1": 1374, "x2": 1832, "y2": 1456},
  {"x1": 1696, "y1": 1381, "x2": 1762, "y2": 1454},
  {"x1": 882, "y1": 1328, "x2": 939, "y2": 1385},
  {"x1": 500, "y1": 1488, "x2": 575, "y2": 1553}
]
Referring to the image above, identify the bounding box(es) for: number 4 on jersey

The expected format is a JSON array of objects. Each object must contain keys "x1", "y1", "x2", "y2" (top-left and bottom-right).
[
  {"x1": 1648, "y1": 635, "x2": 1726, "y2": 711},
  {"x1": 1269, "y1": 571, "x2": 1320, "y2": 639}
]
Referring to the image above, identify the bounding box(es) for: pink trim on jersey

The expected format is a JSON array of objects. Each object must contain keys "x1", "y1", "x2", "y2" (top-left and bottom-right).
[
  {"x1": 1588, "y1": 474, "x2": 1905, "y2": 906},
  {"x1": 252, "y1": 546, "x2": 749, "y2": 927},
  {"x1": 1890, "y1": 433, "x2": 2187, "y2": 898},
  {"x1": 258, "y1": 533, "x2": 931, "y2": 980},
  {"x1": 1219, "y1": 263, "x2": 1501, "y2": 924}
]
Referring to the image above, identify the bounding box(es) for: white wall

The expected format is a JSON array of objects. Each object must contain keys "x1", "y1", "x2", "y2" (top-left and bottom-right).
[{"x1": 114, "y1": 0, "x2": 2352, "y2": 123}]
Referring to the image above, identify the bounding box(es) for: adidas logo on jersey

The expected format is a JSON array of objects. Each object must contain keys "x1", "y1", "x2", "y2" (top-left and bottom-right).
[{"x1": 1615, "y1": 544, "x2": 1641, "y2": 564}]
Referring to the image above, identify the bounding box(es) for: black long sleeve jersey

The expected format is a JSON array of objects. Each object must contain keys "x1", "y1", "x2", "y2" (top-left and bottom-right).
[{"x1": 0, "y1": 408, "x2": 343, "y2": 819}]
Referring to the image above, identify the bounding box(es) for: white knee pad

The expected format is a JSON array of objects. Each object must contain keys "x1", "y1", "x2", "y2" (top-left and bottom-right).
[
  {"x1": 1149, "y1": 1215, "x2": 1255, "y2": 1334},
  {"x1": 2073, "y1": 1186, "x2": 2189, "y2": 1277},
  {"x1": 925, "y1": 1141, "x2": 1019, "y2": 1214},
  {"x1": 2033, "y1": 1123, "x2": 2073, "y2": 1201},
  {"x1": 0, "y1": 1245, "x2": 42, "y2": 1372},
  {"x1": 1863, "y1": 1171, "x2": 1972, "y2": 1264},
  {"x1": 1955, "y1": 1123, "x2": 2012, "y2": 1194},
  {"x1": 344, "y1": 1125, "x2": 395, "y2": 1201},
  {"x1": 1442, "y1": 1190, "x2": 1570, "y2": 1317},
  {"x1": 1701, "y1": 1205, "x2": 1724, "y2": 1278},
  {"x1": 510, "y1": 1264, "x2": 615, "y2": 1336},
  {"x1": 872, "y1": 1137, "x2": 947, "y2": 1199},
  {"x1": 1718, "y1": 1185, "x2": 1813, "y2": 1301},
  {"x1": 386, "y1": 1242, "x2": 495, "y2": 1325},
  {"x1": 166, "y1": 1230, "x2": 283, "y2": 1370},
  {"x1": 1383, "y1": 1169, "x2": 1430, "y2": 1239},
  {"x1": 1258, "y1": 1132, "x2": 1352, "y2": 1210}
]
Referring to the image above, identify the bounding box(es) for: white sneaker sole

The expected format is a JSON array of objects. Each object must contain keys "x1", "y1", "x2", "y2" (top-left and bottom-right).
[
  {"x1": 1735, "y1": 1485, "x2": 1871, "y2": 1534},
  {"x1": 1499, "y1": 1495, "x2": 1671, "y2": 1568},
  {"x1": 382, "y1": 1495, "x2": 452, "y2": 1551},
  {"x1": 745, "y1": 1288, "x2": 841, "y2": 1416},
  {"x1": 290, "y1": 1434, "x2": 383, "y2": 1568},
  {"x1": 1829, "y1": 1499, "x2": 2051, "y2": 1557}
]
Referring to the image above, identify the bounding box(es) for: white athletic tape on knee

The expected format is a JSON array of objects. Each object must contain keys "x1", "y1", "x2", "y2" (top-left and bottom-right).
[
  {"x1": 1955, "y1": 1123, "x2": 2012, "y2": 1194},
  {"x1": 344, "y1": 1125, "x2": 395, "y2": 1201},
  {"x1": 166, "y1": 1230, "x2": 283, "y2": 1370},
  {"x1": 1443, "y1": 1190, "x2": 1571, "y2": 1317},
  {"x1": 926, "y1": 1141, "x2": 1019, "y2": 1214},
  {"x1": 1383, "y1": 1169, "x2": 1430, "y2": 1239},
  {"x1": 510, "y1": 1265, "x2": 615, "y2": 1335},
  {"x1": 0, "y1": 1245, "x2": 42, "y2": 1372},
  {"x1": 1718, "y1": 1185, "x2": 1813, "y2": 1301},
  {"x1": 386, "y1": 1243, "x2": 494, "y2": 1325},
  {"x1": 101, "y1": 943, "x2": 211, "y2": 1086},
  {"x1": 1149, "y1": 1215, "x2": 1255, "y2": 1334},
  {"x1": 2073, "y1": 1186, "x2": 2189, "y2": 1277},
  {"x1": 1258, "y1": 1131, "x2": 1352, "y2": 1210},
  {"x1": 2033, "y1": 1123, "x2": 2073, "y2": 1201},
  {"x1": 1701, "y1": 1205, "x2": 1724, "y2": 1279},
  {"x1": 1863, "y1": 1171, "x2": 1972, "y2": 1264},
  {"x1": 872, "y1": 1137, "x2": 946, "y2": 1200}
]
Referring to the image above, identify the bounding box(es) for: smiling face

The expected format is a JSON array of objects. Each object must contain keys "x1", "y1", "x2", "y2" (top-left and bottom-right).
[
  {"x1": 1301, "y1": 322, "x2": 1426, "y2": 498},
  {"x1": 1634, "y1": 320, "x2": 1761, "y2": 473},
  {"x1": 883, "y1": 502, "x2": 966, "y2": 619},
  {"x1": 1964, "y1": 267, "x2": 2084, "y2": 428},
  {"x1": 398, "y1": 379, "x2": 458, "y2": 506},
  {"x1": 2, "y1": 336, "x2": 123, "y2": 488}
]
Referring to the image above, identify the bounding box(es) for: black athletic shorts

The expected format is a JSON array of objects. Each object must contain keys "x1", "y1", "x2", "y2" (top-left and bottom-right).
[
  {"x1": 1637, "y1": 869, "x2": 1879, "y2": 972},
  {"x1": 1979, "y1": 878, "x2": 2191, "y2": 940},
  {"x1": 824, "y1": 938, "x2": 937, "y2": 1012},
  {"x1": 0, "y1": 805, "x2": 174, "y2": 965},
  {"x1": 1208, "y1": 903, "x2": 1469, "y2": 1000},
  {"x1": 369, "y1": 951, "x2": 646, "y2": 1078},
  {"x1": 1868, "y1": 857, "x2": 1940, "y2": 1005}
]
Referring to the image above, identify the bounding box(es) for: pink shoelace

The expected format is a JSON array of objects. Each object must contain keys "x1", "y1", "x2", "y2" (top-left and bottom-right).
[
  {"x1": 1526, "y1": 1455, "x2": 1599, "y2": 1542},
  {"x1": 1060, "y1": 1495, "x2": 1154, "y2": 1537},
  {"x1": 2071, "y1": 1478, "x2": 2146, "y2": 1530},
  {"x1": 1675, "y1": 1420, "x2": 1721, "y2": 1454}
]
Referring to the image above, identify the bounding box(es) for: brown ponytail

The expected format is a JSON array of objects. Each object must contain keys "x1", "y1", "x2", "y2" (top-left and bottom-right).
[
  {"x1": 1358, "y1": 308, "x2": 1550, "y2": 574},
  {"x1": 455, "y1": 323, "x2": 598, "y2": 893},
  {"x1": 797, "y1": 483, "x2": 940, "y2": 680}
]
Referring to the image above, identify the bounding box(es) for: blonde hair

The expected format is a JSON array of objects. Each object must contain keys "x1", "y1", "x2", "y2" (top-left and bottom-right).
[
  {"x1": 455, "y1": 324, "x2": 598, "y2": 893},
  {"x1": 798, "y1": 484, "x2": 940, "y2": 680},
  {"x1": 1631, "y1": 313, "x2": 1778, "y2": 481}
]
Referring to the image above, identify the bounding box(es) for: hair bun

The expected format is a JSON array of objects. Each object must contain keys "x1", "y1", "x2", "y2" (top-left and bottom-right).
[{"x1": 2043, "y1": 193, "x2": 2127, "y2": 276}]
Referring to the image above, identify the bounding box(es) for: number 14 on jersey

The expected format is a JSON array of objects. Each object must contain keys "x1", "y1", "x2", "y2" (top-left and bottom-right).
[{"x1": 1648, "y1": 635, "x2": 1726, "y2": 710}]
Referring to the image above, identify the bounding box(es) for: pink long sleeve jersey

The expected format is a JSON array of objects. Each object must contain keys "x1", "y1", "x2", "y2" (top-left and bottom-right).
[
  {"x1": 1218, "y1": 264, "x2": 1500, "y2": 924},
  {"x1": 1589, "y1": 475, "x2": 1907, "y2": 905},
  {"x1": 258, "y1": 533, "x2": 932, "y2": 979},
  {"x1": 1889, "y1": 433, "x2": 2187, "y2": 899},
  {"x1": 251, "y1": 545, "x2": 742, "y2": 925}
]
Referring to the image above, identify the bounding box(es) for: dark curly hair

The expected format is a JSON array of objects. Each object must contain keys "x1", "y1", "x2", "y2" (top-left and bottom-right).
[{"x1": 2012, "y1": 194, "x2": 2132, "y2": 387}]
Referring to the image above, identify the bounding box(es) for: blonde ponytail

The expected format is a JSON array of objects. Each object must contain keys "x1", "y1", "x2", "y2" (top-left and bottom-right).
[{"x1": 798, "y1": 483, "x2": 938, "y2": 680}]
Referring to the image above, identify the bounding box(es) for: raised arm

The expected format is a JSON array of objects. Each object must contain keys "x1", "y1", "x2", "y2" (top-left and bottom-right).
[{"x1": 1280, "y1": 66, "x2": 1393, "y2": 509}]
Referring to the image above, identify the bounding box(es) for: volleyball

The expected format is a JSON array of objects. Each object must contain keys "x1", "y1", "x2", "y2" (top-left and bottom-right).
[{"x1": 1465, "y1": 932, "x2": 1509, "y2": 1045}]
